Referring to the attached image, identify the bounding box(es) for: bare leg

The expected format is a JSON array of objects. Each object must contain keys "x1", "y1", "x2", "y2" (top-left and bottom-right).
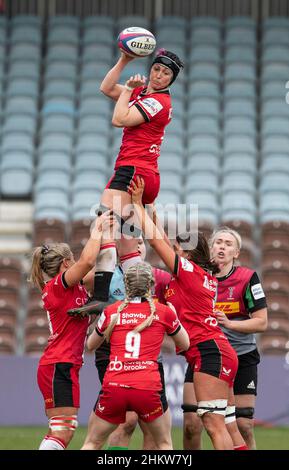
[
  {"x1": 140, "y1": 408, "x2": 171, "y2": 450},
  {"x1": 107, "y1": 412, "x2": 138, "y2": 449},
  {"x1": 81, "y1": 411, "x2": 117, "y2": 450},
  {"x1": 235, "y1": 395, "x2": 256, "y2": 449},
  {"x1": 182, "y1": 382, "x2": 203, "y2": 450},
  {"x1": 139, "y1": 414, "x2": 173, "y2": 450}
]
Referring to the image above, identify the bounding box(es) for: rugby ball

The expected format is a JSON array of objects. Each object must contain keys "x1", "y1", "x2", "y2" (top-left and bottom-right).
[{"x1": 117, "y1": 27, "x2": 156, "y2": 58}]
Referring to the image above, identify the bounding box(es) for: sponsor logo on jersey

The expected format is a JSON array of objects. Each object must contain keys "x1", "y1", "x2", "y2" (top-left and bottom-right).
[
  {"x1": 97, "y1": 402, "x2": 105, "y2": 412},
  {"x1": 204, "y1": 315, "x2": 218, "y2": 327},
  {"x1": 112, "y1": 288, "x2": 123, "y2": 297},
  {"x1": 141, "y1": 97, "x2": 163, "y2": 116},
  {"x1": 109, "y1": 356, "x2": 123, "y2": 371},
  {"x1": 180, "y1": 257, "x2": 194, "y2": 272},
  {"x1": 222, "y1": 367, "x2": 231, "y2": 376},
  {"x1": 215, "y1": 301, "x2": 240, "y2": 315},
  {"x1": 247, "y1": 380, "x2": 256, "y2": 390},
  {"x1": 251, "y1": 283, "x2": 265, "y2": 300},
  {"x1": 165, "y1": 288, "x2": 175, "y2": 299}
]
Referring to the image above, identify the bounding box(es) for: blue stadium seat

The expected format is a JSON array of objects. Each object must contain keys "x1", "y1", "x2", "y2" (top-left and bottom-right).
[
  {"x1": 82, "y1": 26, "x2": 113, "y2": 46},
  {"x1": 45, "y1": 62, "x2": 77, "y2": 81},
  {"x1": 259, "y1": 192, "x2": 289, "y2": 224},
  {"x1": 46, "y1": 44, "x2": 78, "y2": 63},
  {"x1": 187, "y1": 154, "x2": 220, "y2": 175},
  {"x1": 35, "y1": 171, "x2": 71, "y2": 193},
  {"x1": 11, "y1": 15, "x2": 42, "y2": 28},
  {"x1": 82, "y1": 16, "x2": 114, "y2": 29},
  {"x1": 188, "y1": 135, "x2": 220, "y2": 156},
  {"x1": 6, "y1": 78, "x2": 38, "y2": 98},
  {"x1": 224, "y1": 98, "x2": 256, "y2": 118},
  {"x1": 221, "y1": 191, "x2": 256, "y2": 224},
  {"x1": 188, "y1": 98, "x2": 220, "y2": 119},
  {"x1": 35, "y1": 189, "x2": 70, "y2": 222},
  {"x1": 261, "y1": 117, "x2": 289, "y2": 136},
  {"x1": 10, "y1": 26, "x2": 42, "y2": 45},
  {"x1": 75, "y1": 134, "x2": 108, "y2": 156},
  {"x1": 159, "y1": 172, "x2": 183, "y2": 195},
  {"x1": 262, "y1": 99, "x2": 289, "y2": 118},
  {"x1": 224, "y1": 45, "x2": 256, "y2": 64},
  {"x1": 74, "y1": 153, "x2": 108, "y2": 174},
  {"x1": 156, "y1": 15, "x2": 188, "y2": 29},
  {"x1": 262, "y1": 136, "x2": 289, "y2": 155},
  {"x1": 224, "y1": 80, "x2": 256, "y2": 100},
  {"x1": 38, "y1": 152, "x2": 71, "y2": 172},
  {"x1": 72, "y1": 190, "x2": 102, "y2": 221},
  {"x1": 10, "y1": 43, "x2": 41, "y2": 62},
  {"x1": 223, "y1": 116, "x2": 256, "y2": 137},
  {"x1": 224, "y1": 136, "x2": 256, "y2": 156},
  {"x1": 260, "y1": 173, "x2": 289, "y2": 194},
  {"x1": 189, "y1": 45, "x2": 220, "y2": 63},
  {"x1": 225, "y1": 16, "x2": 256, "y2": 29},
  {"x1": 73, "y1": 171, "x2": 107, "y2": 192},
  {"x1": 225, "y1": 27, "x2": 256, "y2": 46},
  {"x1": 43, "y1": 79, "x2": 76, "y2": 100},
  {"x1": 1, "y1": 133, "x2": 34, "y2": 154},
  {"x1": 80, "y1": 62, "x2": 112, "y2": 80},
  {"x1": 223, "y1": 154, "x2": 257, "y2": 176},
  {"x1": 189, "y1": 63, "x2": 220, "y2": 82},
  {"x1": 82, "y1": 44, "x2": 113, "y2": 63},
  {"x1": 78, "y1": 115, "x2": 110, "y2": 137},
  {"x1": 158, "y1": 154, "x2": 183, "y2": 175},
  {"x1": 262, "y1": 63, "x2": 289, "y2": 82},
  {"x1": 263, "y1": 28, "x2": 289, "y2": 46},
  {"x1": 47, "y1": 27, "x2": 79, "y2": 46},
  {"x1": 185, "y1": 190, "x2": 219, "y2": 225},
  {"x1": 224, "y1": 63, "x2": 256, "y2": 82},
  {"x1": 8, "y1": 60, "x2": 40, "y2": 80},
  {"x1": 188, "y1": 116, "x2": 220, "y2": 137},
  {"x1": 161, "y1": 135, "x2": 185, "y2": 158},
  {"x1": 260, "y1": 155, "x2": 289, "y2": 176},
  {"x1": 41, "y1": 115, "x2": 74, "y2": 137},
  {"x1": 48, "y1": 15, "x2": 80, "y2": 29},
  {"x1": 42, "y1": 98, "x2": 75, "y2": 117},
  {"x1": 78, "y1": 97, "x2": 112, "y2": 118},
  {"x1": 156, "y1": 28, "x2": 186, "y2": 46},
  {"x1": 117, "y1": 15, "x2": 150, "y2": 31},
  {"x1": 222, "y1": 171, "x2": 256, "y2": 194},
  {"x1": 4, "y1": 96, "x2": 38, "y2": 117},
  {"x1": 186, "y1": 171, "x2": 218, "y2": 194},
  {"x1": 3, "y1": 115, "x2": 36, "y2": 136},
  {"x1": 191, "y1": 26, "x2": 221, "y2": 45},
  {"x1": 39, "y1": 134, "x2": 73, "y2": 156},
  {"x1": 262, "y1": 81, "x2": 288, "y2": 100},
  {"x1": 79, "y1": 79, "x2": 105, "y2": 100},
  {"x1": 262, "y1": 46, "x2": 289, "y2": 64},
  {"x1": 188, "y1": 80, "x2": 220, "y2": 99}
]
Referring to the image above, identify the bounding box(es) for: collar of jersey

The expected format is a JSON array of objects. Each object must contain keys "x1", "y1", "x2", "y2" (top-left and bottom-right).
[
  {"x1": 140, "y1": 86, "x2": 170, "y2": 96},
  {"x1": 216, "y1": 265, "x2": 236, "y2": 282}
]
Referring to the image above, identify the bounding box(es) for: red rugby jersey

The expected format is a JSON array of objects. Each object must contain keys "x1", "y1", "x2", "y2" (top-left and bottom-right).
[
  {"x1": 39, "y1": 272, "x2": 89, "y2": 366},
  {"x1": 96, "y1": 299, "x2": 180, "y2": 390},
  {"x1": 165, "y1": 255, "x2": 224, "y2": 346},
  {"x1": 152, "y1": 267, "x2": 171, "y2": 305},
  {"x1": 114, "y1": 86, "x2": 172, "y2": 173}
]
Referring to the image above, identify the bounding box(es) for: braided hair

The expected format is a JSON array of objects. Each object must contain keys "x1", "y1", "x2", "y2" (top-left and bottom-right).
[
  {"x1": 104, "y1": 262, "x2": 156, "y2": 341},
  {"x1": 29, "y1": 243, "x2": 72, "y2": 291}
]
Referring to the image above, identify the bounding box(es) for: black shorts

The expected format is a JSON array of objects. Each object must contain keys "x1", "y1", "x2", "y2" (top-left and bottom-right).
[
  {"x1": 233, "y1": 349, "x2": 260, "y2": 396},
  {"x1": 95, "y1": 360, "x2": 168, "y2": 413},
  {"x1": 184, "y1": 349, "x2": 260, "y2": 396},
  {"x1": 106, "y1": 166, "x2": 135, "y2": 192}
]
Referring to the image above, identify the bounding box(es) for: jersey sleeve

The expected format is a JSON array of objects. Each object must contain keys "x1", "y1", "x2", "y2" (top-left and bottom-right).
[
  {"x1": 244, "y1": 272, "x2": 267, "y2": 313},
  {"x1": 164, "y1": 306, "x2": 181, "y2": 336},
  {"x1": 95, "y1": 309, "x2": 109, "y2": 336},
  {"x1": 135, "y1": 95, "x2": 167, "y2": 122},
  {"x1": 173, "y1": 254, "x2": 195, "y2": 282}
]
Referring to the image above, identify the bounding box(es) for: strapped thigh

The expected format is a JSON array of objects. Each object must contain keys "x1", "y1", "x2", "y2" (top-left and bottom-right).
[{"x1": 49, "y1": 415, "x2": 78, "y2": 432}]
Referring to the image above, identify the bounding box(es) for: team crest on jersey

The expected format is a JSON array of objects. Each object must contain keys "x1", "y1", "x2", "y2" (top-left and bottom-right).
[
  {"x1": 180, "y1": 257, "x2": 194, "y2": 272},
  {"x1": 141, "y1": 97, "x2": 163, "y2": 116},
  {"x1": 227, "y1": 286, "x2": 235, "y2": 299}
]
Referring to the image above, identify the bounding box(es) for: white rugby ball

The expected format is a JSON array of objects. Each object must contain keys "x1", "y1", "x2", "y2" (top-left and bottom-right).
[{"x1": 118, "y1": 27, "x2": 156, "y2": 57}]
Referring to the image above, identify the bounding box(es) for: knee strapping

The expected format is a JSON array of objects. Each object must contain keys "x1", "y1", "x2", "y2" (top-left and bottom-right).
[
  {"x1": 49, "y1": 415, "x2": 78, "y2": 432},
  {"x1": 225, "y1": 405, "x2": 236, "y2": 424},
  {"x1": 197, "y1": 399, "x2": 227, "y2": 418},
  {"x1": 181, "y1": 404, "x2": 198, "y2": 413},
  {"x1": 235, "y1": 407, "x2": 255, "y2": 419}
]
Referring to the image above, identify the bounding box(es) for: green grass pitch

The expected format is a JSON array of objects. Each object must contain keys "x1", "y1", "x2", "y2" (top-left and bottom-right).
[{"x1": 0, "y1": 425, "x2": 288, "y2": 450}]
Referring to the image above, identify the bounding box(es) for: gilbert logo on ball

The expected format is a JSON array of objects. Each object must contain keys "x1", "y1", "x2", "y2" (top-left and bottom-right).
[{"x1": 118, "y1": 27, "x2": 156, "y2": 57}]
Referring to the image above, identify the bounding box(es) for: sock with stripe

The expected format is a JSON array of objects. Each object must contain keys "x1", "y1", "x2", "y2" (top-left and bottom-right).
[
  {"x1": 234, "y1": 444, "x2": 248, "y2": 450},
  {"x1": 39, "y1": 435, "x2": 66, "y2": 450},
  {"x1": 120, "y1": 252, "x2": 142, "y2": 273},
  {"x1": 94, "y1": 243, "x2": 117, "y2": 301}
]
